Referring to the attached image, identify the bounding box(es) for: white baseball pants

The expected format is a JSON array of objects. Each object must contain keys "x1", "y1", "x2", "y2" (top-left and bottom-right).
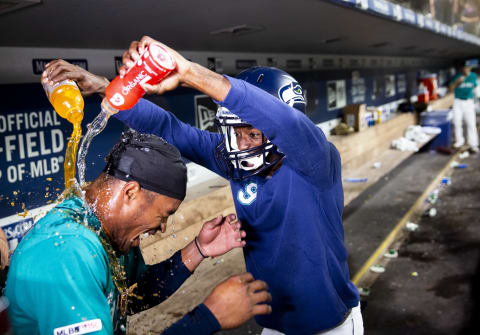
[
  {"x1": 453, "y1": 98, "x2": 479, "y2": 149},
  {"x1": 261, "y1": 303, "x2": 363, "y2": 335}
]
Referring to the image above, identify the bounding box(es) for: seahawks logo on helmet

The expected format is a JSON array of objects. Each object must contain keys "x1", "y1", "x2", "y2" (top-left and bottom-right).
[{"x1": 278, "y1": 81, "x2": 306, "y2": 108}]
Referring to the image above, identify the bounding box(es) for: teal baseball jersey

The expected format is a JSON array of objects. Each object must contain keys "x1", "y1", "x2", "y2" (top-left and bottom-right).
[
  {"x1": 451, "y1": 72, "x2": 478, "y2": 100},
  {"x1": 5, "y1": 196, "x2": 116, "y2": 335},
  {"x1": 5, "y1": 195, "x2": 219, "y2": 335}
]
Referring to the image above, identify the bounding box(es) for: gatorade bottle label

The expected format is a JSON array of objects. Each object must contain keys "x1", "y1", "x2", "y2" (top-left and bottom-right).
[{"x1": 105, "y1": 43, "x2": 176, "y2": 110}]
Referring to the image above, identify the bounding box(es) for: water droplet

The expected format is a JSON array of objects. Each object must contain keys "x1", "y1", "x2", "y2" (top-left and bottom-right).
[{"x1": 71, "y1": 306, "x2": 75, "y2": 310}]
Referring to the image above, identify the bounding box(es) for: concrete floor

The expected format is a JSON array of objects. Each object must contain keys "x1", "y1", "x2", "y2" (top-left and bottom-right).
[
  {"x1": 362, "y1": 151, "x2": 480, "y2": 335},
  {"x1": 343, "y1": 149, "x2": 452, "y2": 275}
]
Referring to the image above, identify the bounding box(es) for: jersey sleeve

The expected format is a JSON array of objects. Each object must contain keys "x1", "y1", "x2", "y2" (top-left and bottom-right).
[
  {"x1": 126, "y1": 250, "x2": 192, "y2": 314},
  {"x1": 11, "y1": 235, "x2": 113, "y2": 335},
  {"x1": 217, "y1": 76, "x2": 340, "y2": 186},
  {"x1": 161, "y1": 303, "x2": 220, "y2": 335},
  {"x1": 114, "y1": 99, "x2": 225, "y2": 178}
]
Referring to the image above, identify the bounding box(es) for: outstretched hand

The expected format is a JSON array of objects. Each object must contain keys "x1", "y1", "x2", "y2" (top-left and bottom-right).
[
  {"x1": 197, "y1": 214, "x2": 246, "y2": 258},
  {"x1": 42, "y1": 59, "x2": 110, "y2": 97}
]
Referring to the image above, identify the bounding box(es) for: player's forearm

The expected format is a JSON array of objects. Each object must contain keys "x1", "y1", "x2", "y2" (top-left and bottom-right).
[
  {"x1": 162, "y1": 303, "x2": 220, "y2": 335},
  {"x1": 181, "y1": 239, "x2": 205, "y2": 273},
  {"x1": 182, "y1": 62, "x2": 231, "y2": 102},
  {"x1": 115, "y1": 98, "x2": 171, "y2": 134},
  {"x1": 128, "y1": 250, "x2": 192, "y2": 313}
]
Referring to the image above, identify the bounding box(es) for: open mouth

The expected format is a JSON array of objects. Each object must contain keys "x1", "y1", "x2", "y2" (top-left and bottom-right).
[{"x1": 241, "y1": 160, "x2": 254, "y2": 168}]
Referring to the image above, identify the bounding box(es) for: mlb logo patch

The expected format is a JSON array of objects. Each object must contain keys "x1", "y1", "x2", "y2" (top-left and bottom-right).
[{"x1": 53, "y1": 319, "x2": 102, "y2": 335}]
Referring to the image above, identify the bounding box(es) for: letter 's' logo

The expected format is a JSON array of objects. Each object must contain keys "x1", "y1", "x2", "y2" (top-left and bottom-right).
[{"x1": 237, "y1": 182, "x2": 258, "y2": 205}]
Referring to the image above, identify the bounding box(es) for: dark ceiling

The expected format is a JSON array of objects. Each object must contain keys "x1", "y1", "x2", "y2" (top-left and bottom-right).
[{"x1": 0, "y1": 0, "x2": 479, "y2": 58}]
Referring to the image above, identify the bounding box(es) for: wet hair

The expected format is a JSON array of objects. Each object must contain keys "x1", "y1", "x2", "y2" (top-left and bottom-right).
[{"x1": 103, "y1": 130, "x2": 187, "y2": 200}]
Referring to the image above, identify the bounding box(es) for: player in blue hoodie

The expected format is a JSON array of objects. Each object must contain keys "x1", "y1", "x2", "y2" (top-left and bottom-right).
[{"x1": 45, "y1": 36, "x2": 363, "y2": 335}]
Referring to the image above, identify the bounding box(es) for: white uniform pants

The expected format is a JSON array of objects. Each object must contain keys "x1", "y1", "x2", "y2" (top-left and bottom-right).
[
  {"x1": 453, "y1": 98, "x2": 479, "y2": 149},
  {"x1": 261, "y1": 303, "x2": 363, "y2": 335}
]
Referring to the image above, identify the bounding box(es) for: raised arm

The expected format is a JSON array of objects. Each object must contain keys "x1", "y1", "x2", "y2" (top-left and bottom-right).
[
  {"x1": 217, "y1": 76, "x2": 339, "y2": 186},
  {"x1": 41, "y1": 59, "x2": 224, "y2": 175},
  {"x1": 122, "y1": 36, "x2": 338, "y2": 186},
  {"x1": 114, "y1": 99, "x2": 223, "y2": 175}
]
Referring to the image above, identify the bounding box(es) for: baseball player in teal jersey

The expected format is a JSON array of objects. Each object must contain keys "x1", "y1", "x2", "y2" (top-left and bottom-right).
[
  {"x1": 449, "y1": 61, "x2": 479, "y2": 153},
  {"x1": 5, "y1": 131, "x2": 272, "y2": 335}
]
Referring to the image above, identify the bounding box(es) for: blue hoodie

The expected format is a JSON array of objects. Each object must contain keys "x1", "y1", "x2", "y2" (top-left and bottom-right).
[{"x1": 115, "y1": 76, "x2": 360, "y2": 334}]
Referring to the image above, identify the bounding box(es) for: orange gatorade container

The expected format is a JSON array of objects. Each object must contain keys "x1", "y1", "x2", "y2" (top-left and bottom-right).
[
  {"x1": 43, "y1": 79, "x2": 84, "y2": 123},
  {"x1": 104, "y1": 43, "x2": 176, "y2": 112},
  {"x1": 418, "y1": 74, "x2": 438, "y2": 101}
]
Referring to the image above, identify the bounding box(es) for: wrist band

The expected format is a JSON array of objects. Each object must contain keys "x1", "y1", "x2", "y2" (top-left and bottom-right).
[{"x1": 195, "y1": 237, "x2": 207, "y2": 258}]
